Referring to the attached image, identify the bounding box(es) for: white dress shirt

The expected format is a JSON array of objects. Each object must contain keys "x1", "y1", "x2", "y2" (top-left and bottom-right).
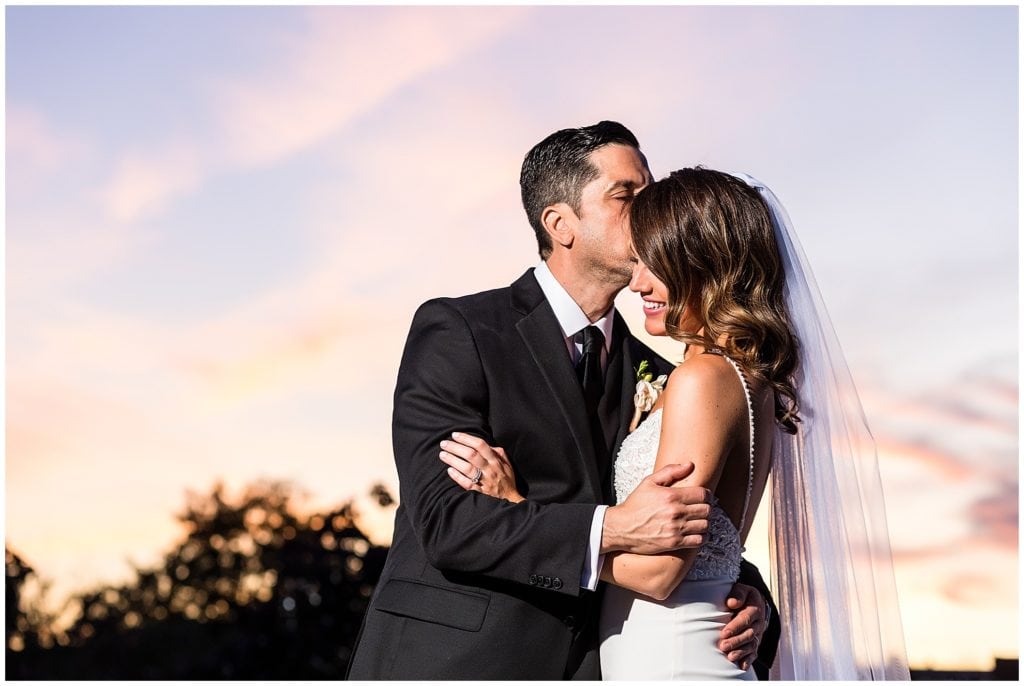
[{"x1": 533, "y1": 261, "x2": 610, "y2": 591}]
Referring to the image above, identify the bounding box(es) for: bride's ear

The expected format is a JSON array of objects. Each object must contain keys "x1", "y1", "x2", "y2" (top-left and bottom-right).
[{"x1": 542, "y1": 203, "x2": 576, "y2": 250}]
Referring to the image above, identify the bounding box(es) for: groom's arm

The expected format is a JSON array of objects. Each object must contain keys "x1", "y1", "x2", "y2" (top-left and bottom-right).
[
  {"x1": 393, "y1": 299, "x2": 599, "y2": 596},
  {"x1": 394, "y1": 299, "x2": 708, "y2": 597}
]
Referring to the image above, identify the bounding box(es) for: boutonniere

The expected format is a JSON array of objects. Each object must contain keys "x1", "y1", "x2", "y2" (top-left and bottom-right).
[{"x1": 630, "y1": 360, "x2": 668, "y2": 433}]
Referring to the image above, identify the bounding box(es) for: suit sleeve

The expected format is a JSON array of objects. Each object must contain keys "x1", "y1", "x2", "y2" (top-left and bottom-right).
[{"x1": 392, "y1": 298, "x2": 597, "y2": 596}]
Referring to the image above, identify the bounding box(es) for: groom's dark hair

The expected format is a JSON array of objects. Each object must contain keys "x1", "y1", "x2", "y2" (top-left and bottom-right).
[{"x1": 520, "y1": 121, "x2": 641, "y2": 259}]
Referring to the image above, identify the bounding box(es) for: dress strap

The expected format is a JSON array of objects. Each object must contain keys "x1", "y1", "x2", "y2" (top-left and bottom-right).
[{"x1": 703, "y1": 348, "x2": 756, "y2": 535}]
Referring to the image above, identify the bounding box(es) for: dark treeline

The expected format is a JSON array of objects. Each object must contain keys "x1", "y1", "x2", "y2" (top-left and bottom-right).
[
  {"x1": 6, "y1": 480, "x2": 393, "y2": 679},
  {"x1": 8, "y1": 481, "x2": 1018, "y2": 680}
]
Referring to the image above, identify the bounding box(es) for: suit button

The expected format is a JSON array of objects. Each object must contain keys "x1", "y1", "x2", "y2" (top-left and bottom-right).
[
  {"x1": 565, "y1": 614, "x2": 576, "y2": 626},
  {"x1": 543, "y1": 576, "x2": 552, "y2": 587},
  {"x1": 529, "y1": 574, "x2": 538, "y2": 585},
  {"x1": 552, "y1": 577, "x2": 563, "y2": 590}
]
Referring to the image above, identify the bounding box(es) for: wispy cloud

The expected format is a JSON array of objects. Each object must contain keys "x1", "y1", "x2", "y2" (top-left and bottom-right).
[
  {"x1": 6, "y1": 106, "x2": 158, "y2": 295},
  {"x1": 875, "y1": 435, "x2": 976, "y2": 481},
  {"x1": 212, "y1": 7, "x2": 527, "y2": 168},
  {"x1": 86, "y1": 6, "x2": 529, "y2": 229},
  {"x1": 968, "y1": 482, "x2": 1018, "y2": 550},
  {"x1": 939, "y1": 572, "x2": 1007, "y2": 607},
  {"x1": 7, "y1": 104, "x2": 91, "y2": 174},
  {"x1": 100, "y1": 143, "x2": 203, "y2": 222}
]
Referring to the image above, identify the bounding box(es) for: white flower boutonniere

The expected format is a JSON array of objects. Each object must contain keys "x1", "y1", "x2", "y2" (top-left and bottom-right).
[{"x1": 630, "y1": 360, "x2": 668, "y2": 432}]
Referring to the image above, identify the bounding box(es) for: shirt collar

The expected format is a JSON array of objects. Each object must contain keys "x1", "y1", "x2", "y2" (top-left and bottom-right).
[{"x1": 533, "y1": 261, "x2": 614, "y2": 351}]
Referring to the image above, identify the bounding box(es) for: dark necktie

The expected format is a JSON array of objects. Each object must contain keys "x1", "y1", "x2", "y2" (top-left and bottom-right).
[{"x1": 576, "y1": 326, "x2": 605, "y2": 415}]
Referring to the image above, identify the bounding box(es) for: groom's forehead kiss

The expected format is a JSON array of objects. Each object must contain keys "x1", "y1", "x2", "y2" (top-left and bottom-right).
[{"x1": 582, "y1": 143, "x2": 652, "y2": 207}]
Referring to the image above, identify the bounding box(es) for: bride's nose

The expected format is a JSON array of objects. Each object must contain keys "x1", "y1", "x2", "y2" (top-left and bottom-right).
[{"x1": 629, "y1": 261, "x2": 648, "y2": 294}]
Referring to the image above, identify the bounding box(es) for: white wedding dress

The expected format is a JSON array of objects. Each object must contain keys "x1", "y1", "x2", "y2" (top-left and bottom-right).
[{"x1": 599, "y1": 354, "x2": 756, "y2": 680}]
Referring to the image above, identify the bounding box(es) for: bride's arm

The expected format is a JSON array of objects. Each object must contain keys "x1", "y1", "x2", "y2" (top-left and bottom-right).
[{"x1": 599, "y1": 355, "x2": 747, "y2": 601}]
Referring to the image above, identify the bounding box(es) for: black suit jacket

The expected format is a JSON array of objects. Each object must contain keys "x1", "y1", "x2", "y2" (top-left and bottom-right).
[{"x1": 347, "y1": 270, "x2": 778, "y2": 680}]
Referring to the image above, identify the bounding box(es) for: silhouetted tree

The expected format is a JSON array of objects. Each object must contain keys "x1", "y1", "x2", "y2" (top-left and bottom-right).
[
  {"x1": 6, "y1": 480, "x2": 394, "y2": 678},
  {"x1": 10, "y1": 482, "x2": 1020, "y2": 680},
  {"x1": 6, "y1": 548, "x2": 32, "y2": 650},
  {"x1": 6, "y1": 546, "x2": 69, "y2": 677}
]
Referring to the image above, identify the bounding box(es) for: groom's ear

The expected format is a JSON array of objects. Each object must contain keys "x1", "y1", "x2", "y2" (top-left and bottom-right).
[{"x1": 541, "y1": 203, "x2": 576, "y2": 249}]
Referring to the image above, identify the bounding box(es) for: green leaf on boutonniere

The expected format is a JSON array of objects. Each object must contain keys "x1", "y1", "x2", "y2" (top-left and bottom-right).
[{"x1": 635, "y1": 359, "x2": 654, "y2": 383}]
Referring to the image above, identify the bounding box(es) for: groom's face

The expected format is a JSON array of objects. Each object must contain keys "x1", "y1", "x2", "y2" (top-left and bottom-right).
[{"x1": 572, "y1": 144, "x2": 652, "y2": 288}]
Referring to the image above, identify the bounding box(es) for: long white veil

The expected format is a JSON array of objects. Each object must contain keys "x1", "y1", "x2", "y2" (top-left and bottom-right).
[{"x1": 730, "y1": 173, "x2": 910, "y2": 680}]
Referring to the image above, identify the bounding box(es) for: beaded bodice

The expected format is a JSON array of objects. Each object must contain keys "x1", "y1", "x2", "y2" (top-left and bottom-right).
[{"x1": 612, "y1": 355, "x2": 756, "y2": 582}]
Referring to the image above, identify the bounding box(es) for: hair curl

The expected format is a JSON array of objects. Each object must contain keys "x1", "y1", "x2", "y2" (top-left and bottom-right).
[{"x1": 630, "y1": 167, "x2": 801, "y2": 433}]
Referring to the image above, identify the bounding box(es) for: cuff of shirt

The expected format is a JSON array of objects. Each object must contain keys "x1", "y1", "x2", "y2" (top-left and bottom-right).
[{"x1": 581, "y1": 505, "x2": 608, "y2": 591}]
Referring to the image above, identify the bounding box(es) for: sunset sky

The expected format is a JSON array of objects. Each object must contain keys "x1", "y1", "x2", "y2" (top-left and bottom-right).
[{"x1": 5, "y1": 5, "x2": 1017, "y2": 670}]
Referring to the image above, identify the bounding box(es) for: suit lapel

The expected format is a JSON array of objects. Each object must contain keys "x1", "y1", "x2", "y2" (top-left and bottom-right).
[{"x1": 511, "y1": 272, "x2": 604, "y2": 502}]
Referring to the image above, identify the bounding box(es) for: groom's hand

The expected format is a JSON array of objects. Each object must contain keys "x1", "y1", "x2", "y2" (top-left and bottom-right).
[
  {"x1": 719, "y1": 582, "x2": 767, "y2": 672},
  {"x1": 600, "y1": 463, "x2": 712, "y2": 554}
]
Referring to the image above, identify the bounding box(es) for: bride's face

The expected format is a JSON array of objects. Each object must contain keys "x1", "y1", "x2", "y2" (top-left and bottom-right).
[
  {"x1": 628, "y1": 257, "x2": 700, "y2": 337},
  {"x1": 628, "y1": 258, "x2": 671, "y2": 336}
]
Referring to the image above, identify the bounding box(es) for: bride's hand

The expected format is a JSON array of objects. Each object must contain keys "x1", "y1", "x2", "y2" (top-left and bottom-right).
[{"x1": 439, "y1": 432, "x2": 525, "y2": 503}]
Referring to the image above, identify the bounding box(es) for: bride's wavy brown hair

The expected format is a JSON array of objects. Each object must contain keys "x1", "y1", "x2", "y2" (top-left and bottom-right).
[{"x1": 630, "y1": 168, "x2": 800, "y2": 433}]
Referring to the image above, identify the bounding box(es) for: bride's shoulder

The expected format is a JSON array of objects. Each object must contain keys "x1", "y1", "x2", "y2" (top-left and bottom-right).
[
  {"x1": 667, "y1": 351, "x2": 740, "y2": 387},
  {"x1": 661, "y1": 353, "x2": 747, "y2": 420}
]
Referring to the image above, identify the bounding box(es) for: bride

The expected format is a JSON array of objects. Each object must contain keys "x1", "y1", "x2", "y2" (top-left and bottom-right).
[
  {"x1": 595, "y1": 167, "x2": 790, "y2": 679},
  {"x1": 442, "y1": 168, "x2": 909, "y2": 680}
]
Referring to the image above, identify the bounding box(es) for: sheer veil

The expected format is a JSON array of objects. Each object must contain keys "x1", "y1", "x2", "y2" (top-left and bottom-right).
[{"x1": 730, "y1": 173, "x2": 910, "y2": 680}]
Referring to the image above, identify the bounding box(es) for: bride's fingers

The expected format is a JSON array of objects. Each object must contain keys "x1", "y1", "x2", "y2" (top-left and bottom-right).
[
  {"x1": 445, "y1": 466, "x2": 478, "y2": 491},
  {"x1": 450, "y1": 432, "x2": 509, "y2": 464},
  {"x1": 439, "y1": 450, "x2": 477, "y2": 477},
  {"x1": 439, "y1": 439, "x2": 485, "y2": 466},
  {"x1": 440, "y1": 451, "x2": 483, "y2": 485},
  {"x1": 440, "y1": 450, "x2": 481, "y2": 485},
  {"x1": 450, "y1": 431, "x2": 487, "y2": 451}
]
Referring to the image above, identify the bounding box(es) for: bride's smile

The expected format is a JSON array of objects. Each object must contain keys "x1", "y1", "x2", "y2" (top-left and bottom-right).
[{"x1": 641, "y1": 298, "x2": 666, "y2": 314}]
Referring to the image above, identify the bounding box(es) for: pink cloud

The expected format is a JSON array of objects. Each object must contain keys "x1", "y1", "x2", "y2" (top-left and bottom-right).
[
  {"x1": 6, "y1": 104, "x2": 91, "y2": 173},
  {"x1": 211, "y1": 7, "x2": 528, "y2": 168},
  {"x1": 939, "y1": 571, "x2": 1012, "y2": 609},
  {"x1": 968, "y1": 482, "x2": 1018, "y2": 550},
  {"x1": 874, "y1": 436, "x2": 975, "y2": 481},
  {"x1": 99, "y1": 143, "x2": 203, "y2": 223},
  {"x1": 84, "y1": 8, "x2": 529, "y2": 230},
  {"x1": 175, "y1": 313, "x2": 352, "y2": 402}
]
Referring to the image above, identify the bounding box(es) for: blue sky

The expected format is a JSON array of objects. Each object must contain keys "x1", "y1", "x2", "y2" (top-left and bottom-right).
[{"x1": 5, "y1": 5, "x2": 1017, "y2": 669}]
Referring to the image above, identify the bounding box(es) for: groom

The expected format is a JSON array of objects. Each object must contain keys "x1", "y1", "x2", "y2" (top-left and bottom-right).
[{"x1": 347, "y1": 122, "x2": 775, "y2": 679}]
